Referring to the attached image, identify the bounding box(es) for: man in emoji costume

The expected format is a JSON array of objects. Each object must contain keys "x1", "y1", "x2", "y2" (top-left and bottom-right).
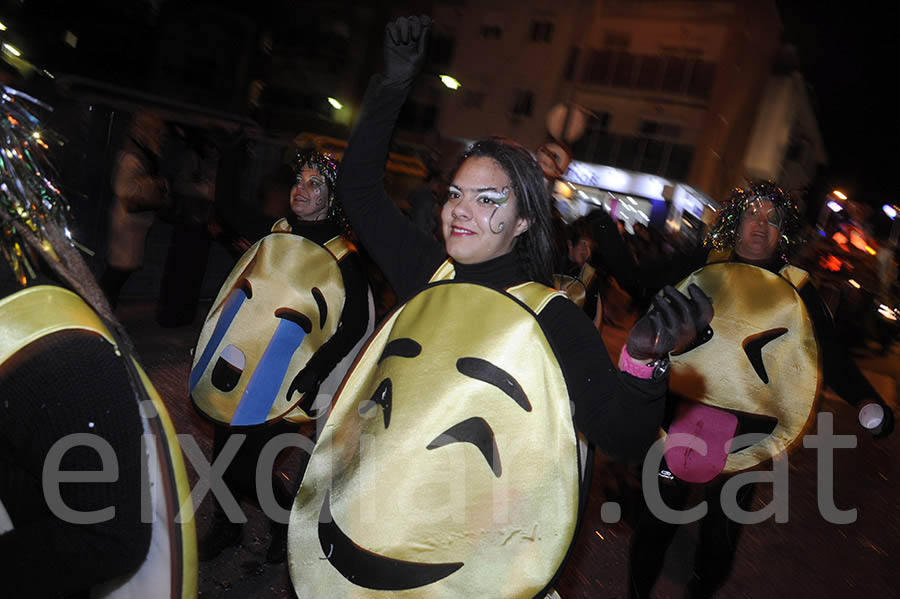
[
  {"x1": 628, "y1": 181, "x2": 894, "y2": 598},
  {"x1": 0, "y1": 90, "x2": 195, "y2": 598},
  {"x1": 287, "y1": 16, "x2": 713, "y2": 598},
  {"x1": 190, "y1": 150, "x2": 373, "y2": 563}
]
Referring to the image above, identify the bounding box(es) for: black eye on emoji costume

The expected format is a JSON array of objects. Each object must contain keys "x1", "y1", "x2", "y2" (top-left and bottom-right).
[
  {"x1": 285, "y1": 16, "x2": 692, "y2": 598},
  {"x1": 0, "y1": 89, "x2": 195, "y2": 598},
  {"x1": 190, "y1": 150, "x2": 374, "y2": 564}
]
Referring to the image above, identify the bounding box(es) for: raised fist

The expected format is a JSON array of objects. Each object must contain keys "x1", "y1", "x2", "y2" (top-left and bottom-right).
[{"x1": 383, "y1": 15, "x2": 432, "y2": 87}]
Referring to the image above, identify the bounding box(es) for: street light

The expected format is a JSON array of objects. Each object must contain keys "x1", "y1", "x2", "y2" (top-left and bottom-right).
[{"x1": 439, "y1": 75, "x2": 461, "y2": 90}]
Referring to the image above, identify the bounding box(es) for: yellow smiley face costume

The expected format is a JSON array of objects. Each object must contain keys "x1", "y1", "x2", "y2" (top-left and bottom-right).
[
  {"x1": 287, "y1": 262, "x2": 580, "y2": 598},
  {"x1": 190, "y1": 219, "x2": 351, "y2": 426},
  {"x1": 0, "y1": 286, "x2": 197, "y2": 599},
  {"x1": 665, "y1": 261, "x2": 821, "y2": 479}
]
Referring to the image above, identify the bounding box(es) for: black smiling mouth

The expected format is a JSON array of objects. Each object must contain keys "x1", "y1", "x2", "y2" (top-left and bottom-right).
[{"x1": 317, "y1": 490, "x2": 463, "y2": 590}]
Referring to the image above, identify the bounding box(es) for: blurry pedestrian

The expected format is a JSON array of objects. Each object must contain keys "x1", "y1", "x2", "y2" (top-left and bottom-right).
[
  {"x1": 100, "y1": 109, "x2": 170, "y2": 308},
  {"x1": 157, "y1": 125, "x2": 218, "y2": 327}
]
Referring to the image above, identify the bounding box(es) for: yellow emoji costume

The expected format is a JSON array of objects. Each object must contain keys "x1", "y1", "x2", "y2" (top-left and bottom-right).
[
  {"x1": 0, "y1": 286, "x2": 197, "y2": 599},
  {"x1": 288, "y1": 263, "x2": 581, "y2": 598},
  {"x1": 664, "y1": 260, "x2": 821, "y2": 480},
  {"x1": 190, "y1": 220, "x2": 353, "y2": 426}
]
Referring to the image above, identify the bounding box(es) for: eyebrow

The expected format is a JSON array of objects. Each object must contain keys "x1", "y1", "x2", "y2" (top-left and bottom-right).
[
  {"x1": 456, "y1": 357, "x2": 531, "y2": 412},
  {"x1": 427, "y1": 417, "x2": 501, "y2": 477},
  {"x1": 448, "y1": 184, "x2": 507, "y2": 194},
  {"x1": 378, "y1": 338, "x2": 422, "y2": 364}
]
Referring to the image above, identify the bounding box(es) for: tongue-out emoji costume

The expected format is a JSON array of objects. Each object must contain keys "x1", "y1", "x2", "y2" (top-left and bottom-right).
[{"x1": 664, "y1": 261, "x2": 821, "y2": 482}]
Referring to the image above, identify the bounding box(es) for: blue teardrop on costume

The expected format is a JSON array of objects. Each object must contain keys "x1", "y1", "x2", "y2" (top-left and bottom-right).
[{"x1": 230, "y1": 318, "x2": 306, "y2": 426}]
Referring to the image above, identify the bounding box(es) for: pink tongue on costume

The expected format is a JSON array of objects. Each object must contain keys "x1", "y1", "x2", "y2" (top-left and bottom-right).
[{"x1": 664, "y1": 403, "x2": 739, "y2": 483}]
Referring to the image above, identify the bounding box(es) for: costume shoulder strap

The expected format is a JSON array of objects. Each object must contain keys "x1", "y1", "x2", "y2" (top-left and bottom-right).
[
  {"x1": 579, "y1": 262, "x2": 597, "y2": 286},
  {"x1": 0, "y1": 285, "x2": 115, "y2": 365},
  {"x1": 706, "y1": 248, "x2": 733, "y2": 264},
  {"x1": 507, "y1": 282, "x2": 565, "y2": 314},
  {"x1": 324, "y1": 235, "x2": 351, "y2": 261},
  {"x1": 271, "y1": 218, "x2": 292, "y2": 233},
  {"x1": 428, "y1": 259, "x2": 456, "y2": 283},
  {"x1": 778, "y1": 264, "x2": 810, "y2": 290}
]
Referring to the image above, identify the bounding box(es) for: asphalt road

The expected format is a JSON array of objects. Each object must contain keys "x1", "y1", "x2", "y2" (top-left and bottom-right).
[{"x1": 120, "y1": 295, "x2": 900, "y2": 599}]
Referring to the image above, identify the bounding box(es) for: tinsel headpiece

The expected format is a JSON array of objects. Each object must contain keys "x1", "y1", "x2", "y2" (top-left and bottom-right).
[
  {"x1": 704, "y1": 180, "x2": 802, "y2": 261},
  {"x1": 0, "y1": 86, "x2": 73, "y2": 285}
]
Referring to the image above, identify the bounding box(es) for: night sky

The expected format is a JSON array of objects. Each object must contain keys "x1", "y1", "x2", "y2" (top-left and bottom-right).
[{"x1": 777, "y1": 1, "x2": 898, "y2": 220}]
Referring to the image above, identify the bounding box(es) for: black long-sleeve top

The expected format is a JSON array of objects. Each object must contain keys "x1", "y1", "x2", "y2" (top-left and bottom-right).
[
  {"x1": 283, "y1": 214, "x2": 370, "y2": 384},
  {"x1": 0, "y1": 269, "x2": 151, "y2": 598},
  {"x1": 335, "y1": 75, "x2": 667, "y2": 461}
]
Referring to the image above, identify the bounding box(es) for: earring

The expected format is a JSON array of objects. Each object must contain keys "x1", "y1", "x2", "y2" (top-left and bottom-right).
[{"x1": 498, "y1": 222, "x2": 505, "y2": 231}]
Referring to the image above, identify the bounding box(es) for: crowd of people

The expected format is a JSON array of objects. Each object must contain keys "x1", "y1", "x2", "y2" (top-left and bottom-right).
[{"x1": 1, "y1": 14, "x2": 896, "y2": 599}]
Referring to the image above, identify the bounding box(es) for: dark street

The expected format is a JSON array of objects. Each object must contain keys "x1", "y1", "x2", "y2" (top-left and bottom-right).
[{"x1": 120, "y1": 285, "x2": 900, "y2": 599}]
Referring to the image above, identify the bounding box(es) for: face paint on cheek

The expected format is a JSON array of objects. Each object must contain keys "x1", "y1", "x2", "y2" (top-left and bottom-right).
[{"x1": 486, "y1": 187, "x2": 511, "y2": 234}]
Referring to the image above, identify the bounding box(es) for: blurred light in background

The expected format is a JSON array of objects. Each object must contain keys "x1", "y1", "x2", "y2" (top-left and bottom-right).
[
  {"x1": 439, "y1": 75, "x2": 461, "y2": 90},
  {"x1": 827, "y1": 200, "x2": 843, "y2": 213},
  {"x1": 878, "y1": 304, "x2": 897, "y2": 321},
  {"x1": 883, "y1": 204, "x2": 897, "y2": 220},
  {"x1": 832, "y1": 190, "x2": 848, "y2": 200},
  {"x1": 327, "y1": 97, "x2": 343, "y2": 110}
]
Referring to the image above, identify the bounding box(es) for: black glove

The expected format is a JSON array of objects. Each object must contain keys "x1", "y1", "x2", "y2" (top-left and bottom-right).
[
  {"x1": 626, "y1": 284, "x2": 713, "y2": 360},
  {"x1": 383, "y1": 15, "x2": 432, "y2": 87},
  {"x1": 859, "y1": 399, "x2": 894, "y2": 439}
]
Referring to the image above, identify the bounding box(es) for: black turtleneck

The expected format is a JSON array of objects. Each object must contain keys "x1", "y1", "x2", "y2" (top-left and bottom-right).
[
  {"x1": 280, "y1": 214, "x2": 370, "y2": 383},
  {"x1": 334, "y1": 75, "x2": 668, "y2": 461}
]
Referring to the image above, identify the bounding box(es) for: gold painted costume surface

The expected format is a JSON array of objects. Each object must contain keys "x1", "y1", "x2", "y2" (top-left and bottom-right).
[
  {"x1": 190, "y1": 228, "x2": 349, "y2": 426},
  {"x1": 667, "y1": 262, "x2": 821, "y2": 474},
  {"x1": 0, "y1": 286, "x2": 197, "y2": 599},
  {"x1": 288, "y1": 266, "x2": 579, "y2": 598},
  {"x1": 553, "y1": 263, "x2": 596, "y2": 308}
]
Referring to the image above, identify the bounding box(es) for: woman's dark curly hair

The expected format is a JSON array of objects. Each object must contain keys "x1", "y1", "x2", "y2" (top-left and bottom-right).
[{"x1": 449, "y1": 137, "x2": 556, "y2": 286}]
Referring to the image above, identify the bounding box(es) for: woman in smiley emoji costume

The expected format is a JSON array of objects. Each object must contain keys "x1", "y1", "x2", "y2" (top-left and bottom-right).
[
  {"x1": 286, "y1": 16, "x2": 713, "y2": 598},
  {"x1": 190, "y1": 149, "x2": 373, "y2": 563}
]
